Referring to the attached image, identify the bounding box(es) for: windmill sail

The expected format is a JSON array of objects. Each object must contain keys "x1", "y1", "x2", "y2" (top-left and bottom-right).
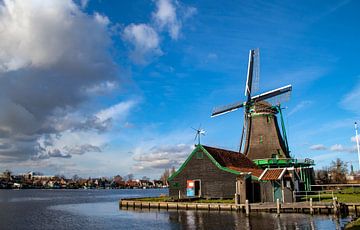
[
  {"x1": 251, "y1": 49, "x2": 260, "y2": 94},
  {"x1": 211, "y1": 101, "x2": 244, "y2": 117},
  {"x1": 251, "y1": 85, "x2": 292, "y2": 102},
  {"x1": 244, "y1": 50, "x2": 255, "y2": 99},
  {"x1": 211, "y1": 49, "x2": 293, "y2": 158}
]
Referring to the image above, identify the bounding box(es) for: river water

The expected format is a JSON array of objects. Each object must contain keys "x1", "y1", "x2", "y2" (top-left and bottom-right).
[{"x1": 0, "y1": 189, "x2": 353, "y2": 229}]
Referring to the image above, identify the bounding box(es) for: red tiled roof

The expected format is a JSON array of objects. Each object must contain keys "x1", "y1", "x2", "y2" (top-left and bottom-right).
[
  {"x1": 227, "y1": 166, "x2": 264, "y2": 177},
  {"x1": 260, "y1": 168, "x2": 284, "y2": 180},
  {"x1": 202, "y1": 145, "x2": 258, "y2": 169}
]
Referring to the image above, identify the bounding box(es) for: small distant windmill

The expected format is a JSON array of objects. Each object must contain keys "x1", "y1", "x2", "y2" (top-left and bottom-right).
[
  {"x1": 211, "y1": 49, "x2": 292, "y2": 160},
  {"x1": 192, "y1": 126, "x2": 206, "y2": 145}
]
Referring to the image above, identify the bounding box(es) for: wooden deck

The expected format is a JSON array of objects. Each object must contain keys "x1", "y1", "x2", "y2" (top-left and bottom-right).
[{"x1": 119, "y1": 199, "x2": 360, "y2": 216}]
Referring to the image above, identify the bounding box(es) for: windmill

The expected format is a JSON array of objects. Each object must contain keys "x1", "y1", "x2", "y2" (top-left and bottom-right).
[
  {"x1": 211, "y1": 49, "x2": 292, "y2": 160},
  {"x1": 192, "y1": 126, "x2": 206, "y2": 145}
]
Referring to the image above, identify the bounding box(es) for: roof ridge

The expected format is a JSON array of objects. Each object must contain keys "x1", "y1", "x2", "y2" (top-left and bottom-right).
[{"x1": 202, "y1": 145, "x2": 258, "y2": 169}]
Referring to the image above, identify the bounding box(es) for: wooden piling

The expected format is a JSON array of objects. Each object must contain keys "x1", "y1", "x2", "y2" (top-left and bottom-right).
[
  {"x1": 245, "y1": 200, "x2": 249, "y2": 216},
  {"x1": 355, "y1": 205, "x2": 358, "y2": 216},
  {"x1": 310, "y1": 198, "x2": 313, "y2": 215},
  {"x1": 235, "y1": 193, "x2": 240, "y2": 205},
  {"x1": 276, "y1": 199, "x2": 280, "y2": 215},
  {"x1": 333, "y1": 197, "x2": 338, "y2": 215}
]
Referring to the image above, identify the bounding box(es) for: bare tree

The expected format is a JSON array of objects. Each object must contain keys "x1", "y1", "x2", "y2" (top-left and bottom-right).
[
  {"x1": 330, "y1": 158, "x2": 347, "y2": 183},
  {"x1": 72, "y1": 174, "x2": 80, "y2": 182},
  {"x1": 170, "y1": 166, "x2": 176, "y2": 175},
  {"x1": 160, "y1": 168, "x2": 170, "y2": 186},
  {"x1": 3, "y1": 169, "x2": 12, "y2": 180},
  {"x1": 315, "y1": 167, "x2": 330, "y2": 184}
]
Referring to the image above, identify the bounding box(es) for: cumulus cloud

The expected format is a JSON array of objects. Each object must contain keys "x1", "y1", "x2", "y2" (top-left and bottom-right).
[
  {"x1": 37, "y1": 149, "x2": 72, "y2": 160},
  {"x1": 123, "y1": 23, "x2": 162, "y2": 64},
  {"x1": 0, "y1": 0, "x2": 125, "y2": 162},
  {"x1": 122, "y1": 0, "x2": 196, "y2": 64},
  {"x1": 309, "y1": 144, "x2": 327, "y2": 151},
  {"x1": 0, "y1": 0, "x2": 112, "y2": 72},
  {"x1": 329, "y1": 144, "x2": 356, "y2": 153},
  {"x1": 32, "y1": 131, "x2": 105, "y2": 160},
  {"x1": 309, "y1": 143, "x2": 357, "y2": 153},
  {"x1": 329, "y1": 144, "x2": 344, "y2": 152},
  {"x1": 96, "y1": 99, "x2": 137, "y2": 123},
  {"x1": 153, "y1": 0, "x2": 180, "y2": 39},
  {"x1": 64, "y1": 144, "x2": 101, "y2": 155},
  {"x1": 132, "y1": 144, "x2": 193, "y2": 171}
]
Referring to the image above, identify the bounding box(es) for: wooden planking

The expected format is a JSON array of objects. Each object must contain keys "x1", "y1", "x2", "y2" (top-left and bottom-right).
[
  {"x1": 120, "y1": 199, "x2": 360, "y2": 215},
  {"x1": 169, "y1": 149, "x2": 237, "y2": 198}
]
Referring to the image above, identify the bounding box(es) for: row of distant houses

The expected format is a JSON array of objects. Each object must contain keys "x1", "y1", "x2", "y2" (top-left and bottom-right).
[{"x1": 0, "y1": 171, "x2": 167, "y2": 189}]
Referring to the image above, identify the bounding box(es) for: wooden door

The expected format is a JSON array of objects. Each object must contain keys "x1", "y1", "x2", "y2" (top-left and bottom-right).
[{"x1": 273, "y1": 181, "x2": 282, "y2": 202}]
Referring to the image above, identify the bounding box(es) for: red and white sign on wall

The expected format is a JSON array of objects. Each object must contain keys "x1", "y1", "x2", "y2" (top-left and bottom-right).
[
  {"x1": 187, "y1": 180, "x2": 194, "y2": 188},
  {"x1": 186, "y1": 180, "x2": 195, "y2": 197}
]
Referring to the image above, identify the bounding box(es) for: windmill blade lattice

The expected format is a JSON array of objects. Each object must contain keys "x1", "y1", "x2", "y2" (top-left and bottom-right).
[
  {"x1": 251, "y1": 48, "x2": 260, "y2": 94},
  {"x1": 192, "y1": 126, "x2": 205, "y2": 145}
]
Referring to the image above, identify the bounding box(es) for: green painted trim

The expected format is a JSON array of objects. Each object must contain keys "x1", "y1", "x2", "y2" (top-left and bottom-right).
[
  {"x1": 168, "y1": 145, "x2": 201, "y2": 181},
  {"x1": 253, "y1": 158, "x2": 314, "y2": 167},
  {"x1": 275, "y1": 105, "x2": 290, "y2": 154},
  {"x1": 168, "y1": 145, "x2": 259, "y2": 181},
  {"x1": 251, "y1": 113, "x2": 274, "y2": 117}
]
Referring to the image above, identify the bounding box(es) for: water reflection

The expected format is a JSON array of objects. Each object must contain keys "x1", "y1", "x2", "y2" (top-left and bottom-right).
[
  {"x1": 0, "y1": 189, "x2": 353, "y2": 230},
  {"x1": 140, "y1": 209, "x2": 350, "y2": 230}
]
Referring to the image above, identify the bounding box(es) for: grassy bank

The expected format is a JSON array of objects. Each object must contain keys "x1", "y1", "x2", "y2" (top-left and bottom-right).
[
  {"x1": 345, "y1": 217, "x2": 360, "y2": 230},
  {"x1": 134, "y1": 187, "x2": 360, "y2": 204},
  {"x1": 302, "y1": 188, "x2": 360, "y2": 203},
  {"x1": 303, "y1": 193, "x2": 360, "y2": 203}
]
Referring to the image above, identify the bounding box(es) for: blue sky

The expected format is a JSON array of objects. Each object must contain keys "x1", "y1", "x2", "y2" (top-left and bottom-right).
[{"x1": 0, "y1": 0, "x2": 359, "y2": 178}]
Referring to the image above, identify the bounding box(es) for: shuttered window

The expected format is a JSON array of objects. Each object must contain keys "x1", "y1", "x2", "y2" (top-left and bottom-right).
[{"x1": 196, "y1": 151, "x2": 203, "y2": 159}]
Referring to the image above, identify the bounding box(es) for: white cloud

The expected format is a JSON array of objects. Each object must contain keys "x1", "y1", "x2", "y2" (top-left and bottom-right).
[
  {"x1": 94, "y1": 12, "x2": 110, "y2": 26},
  {"x1": 288, "y1": 100, "x2": 313, "y2": 116},
  {"x1": 330, "y1": 144, "x2": 345, "y2": 152},
  {"x1": 0, "y1": 0, "x2": 110, "y2": 72},
  {"x1": 309, "y1": 143, "x2": 357, "y2": 153},
  {"x1": 128, "y1": 127, "x2": 197, "y2": 174},
  {"x1": 132, "y1": 144, "x2": 193, "y2": 170},
  {"x1": 96, "y1": 100, "x2": 137, "y2": 123},
  {"x1": 309, "y1": 144, "x2": 327, "y2": 151},
  {"x1": 329, "y1": 144, "x2": 357, "y2": 153},
  {"x1": 0, "y1": 0, "x2": 125, "y2": 163},
  {"x1": 153, "y1": 0, "x2": 180, "y2": 40},
  {"x1": 32, "y1": 99, "x2": 137, "y2": 160},
  {"x1": 122, "y1": 23, "x2": 162, "y2": 64},
  {"x1": 34, "y1": 130, "x2": 106, "y2": 160},
  {"x1": 85, "y1": 81, "x2": 118, "y2": 95},
  {"x1": 122, "y1": 0, "x2": 196, "y2": 64}
]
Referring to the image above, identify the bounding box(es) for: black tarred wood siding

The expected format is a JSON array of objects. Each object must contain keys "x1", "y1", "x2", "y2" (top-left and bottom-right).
[{"x1": 169, "y1": 149, "x2": 237, "y2": 199}]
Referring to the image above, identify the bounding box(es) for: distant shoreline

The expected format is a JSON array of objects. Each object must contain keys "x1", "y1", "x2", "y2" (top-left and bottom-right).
[{"x1": 0, "y1": 187, "x2": 168, "y2": 190}]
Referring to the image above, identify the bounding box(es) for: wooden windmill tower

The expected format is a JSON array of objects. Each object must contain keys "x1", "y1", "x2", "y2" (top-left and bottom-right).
[{"x1": 211, "y1": 49, "x2": 292, "y2": 161}]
